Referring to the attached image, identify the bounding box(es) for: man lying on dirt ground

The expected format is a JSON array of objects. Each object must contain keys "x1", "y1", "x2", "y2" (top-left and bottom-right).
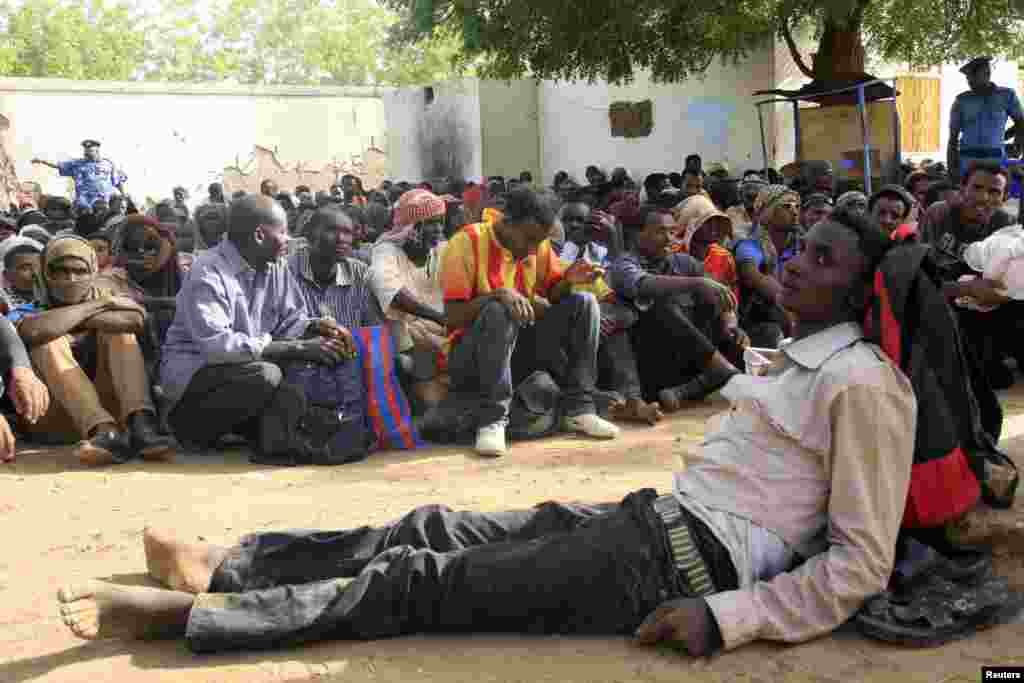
[{"x1": 57, "y1": 207, "x2": 917, "y2": 657}]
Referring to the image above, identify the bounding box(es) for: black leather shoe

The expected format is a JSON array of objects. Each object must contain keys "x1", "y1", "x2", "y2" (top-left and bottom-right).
[
  {"x1": 128, "y1": 411, "x2": 176, "y2": 462},
  {"x1": 248, "y1": 450, "x2": 300, "y2": 467},
  {"x1": 658, "y1": 367, "x2": 738, "y2": 412}
]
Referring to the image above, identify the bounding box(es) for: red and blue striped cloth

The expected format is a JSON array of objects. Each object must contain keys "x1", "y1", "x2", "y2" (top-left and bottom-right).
[{"x1": 353, "y1": 325, "x2": 424, "y2": 451}]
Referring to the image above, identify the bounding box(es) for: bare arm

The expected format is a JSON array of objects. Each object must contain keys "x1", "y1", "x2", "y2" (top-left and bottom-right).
[
  {"x1": 31, "y1": 158, "x2": 58, "y2": 170},
  {"x1": 446, "y1": 295, "x2": 499, "y2": 331},
  {"x1": 947, "y1": 100, "x2": 961, "y2": 184},
  {"x1": 392, "y1": 288, "x2": 446, "y2": 326},
  {"x1": 17, "y1": 299, "x2": 110, "y2": 348},
  {"x1": 1012, "y1": 112, "x2": 1024, "y2": 157},
  {"x1": 738, "y1": 262, "x2": 783, "y2": 303},
  {"x1": 79, "y1": 310, "x2": 146, "y2": 335},
  {"x1": 637, "y1": 274, "x2": 712, "y2": 299}
]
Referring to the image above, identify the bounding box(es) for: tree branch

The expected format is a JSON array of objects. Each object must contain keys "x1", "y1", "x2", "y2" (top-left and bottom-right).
[{"x1": 780, "y1": 15, "x2": 815, "y2": 79}]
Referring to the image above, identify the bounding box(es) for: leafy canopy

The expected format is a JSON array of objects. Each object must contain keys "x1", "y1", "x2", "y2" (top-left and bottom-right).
[
  {"x1": 0, "y1": 0, "x2": 465, "y2": 85},
  {"x1": 382, "y1": 0, "x2": 1024, "y2": 83}
]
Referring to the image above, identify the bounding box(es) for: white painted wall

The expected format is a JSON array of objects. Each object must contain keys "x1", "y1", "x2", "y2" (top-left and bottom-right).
[
  {"x1": 0, "y1": 78, "x2": 387, "y2": 205},
  {"x1": 478, "y1": 79, "x2": 541, "y2": 182},
  {"x1": 383, "y1": 79, "x2": 483, "y2": 184},
  {"x1": 538, "y1": 49, "x2": 775, "y2": 185}
]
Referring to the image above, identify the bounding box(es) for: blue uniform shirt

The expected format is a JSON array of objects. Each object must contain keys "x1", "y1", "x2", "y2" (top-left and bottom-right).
[{"x1": 57, "y1": 158, "x2": 127, "y2": 210}]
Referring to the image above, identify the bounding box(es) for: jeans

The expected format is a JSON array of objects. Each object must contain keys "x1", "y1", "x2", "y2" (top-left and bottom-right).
[
  {"x1": 186, "y1": 489, "x2": 685, "y2": 653},
  {"x1": 446, "y1": 293, "x2": 601, "y2": 428},
  {"x1": 168, "y1": 361, "x2": 305, "y2": 457}
]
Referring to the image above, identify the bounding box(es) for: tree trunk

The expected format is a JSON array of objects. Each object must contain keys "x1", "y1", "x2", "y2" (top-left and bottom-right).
[{"x1": 811, "y1": 17, "x2": 866, "y2": 82}]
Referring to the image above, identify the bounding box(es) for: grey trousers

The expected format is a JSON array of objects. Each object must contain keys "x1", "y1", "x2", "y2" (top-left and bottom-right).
[{"x1": 446, "y1": 292, "x2": 601, "y2": 427}]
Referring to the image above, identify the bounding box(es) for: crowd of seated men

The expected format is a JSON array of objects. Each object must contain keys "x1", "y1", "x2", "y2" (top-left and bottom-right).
[{"x1": 0, "y1": 154, "x2": 1020, "y2": 465}]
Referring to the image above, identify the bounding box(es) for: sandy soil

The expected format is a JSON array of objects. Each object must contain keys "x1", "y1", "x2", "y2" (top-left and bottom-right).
[{"x1": 3, "y1": 391, "x2": 1024, "y2": 683}]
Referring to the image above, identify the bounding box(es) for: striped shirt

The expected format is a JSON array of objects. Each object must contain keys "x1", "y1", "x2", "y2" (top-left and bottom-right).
[
  {"x1": 288, "y1": 246, "x2": 381, "y2": 331},
  {"x1": 440, "y1": 216, "x2": 563, "y2": 352}
]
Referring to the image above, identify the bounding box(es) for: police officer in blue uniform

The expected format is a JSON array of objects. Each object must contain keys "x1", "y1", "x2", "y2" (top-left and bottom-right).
[{"x1": 947, "y1": 56, "x2": 1024, "y2": 185}]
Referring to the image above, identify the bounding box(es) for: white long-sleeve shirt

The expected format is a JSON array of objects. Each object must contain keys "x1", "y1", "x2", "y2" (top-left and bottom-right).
[{"x1": 674, "y1": 322, "x2": 917, "y2": 650}]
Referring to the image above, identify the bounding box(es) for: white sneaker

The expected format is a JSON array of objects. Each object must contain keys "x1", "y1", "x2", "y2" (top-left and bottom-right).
[
  {"x1": 475, "y1": 422, "x2": 508, "y2": 457},
  {"x1": 563, "y1": 413, "x2": 620, "y2": 440}
]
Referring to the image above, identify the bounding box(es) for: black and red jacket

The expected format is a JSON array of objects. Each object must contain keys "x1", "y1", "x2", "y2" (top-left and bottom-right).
[{"x1": 864, "y1": 242, "x2": 1016, "y2": 528}]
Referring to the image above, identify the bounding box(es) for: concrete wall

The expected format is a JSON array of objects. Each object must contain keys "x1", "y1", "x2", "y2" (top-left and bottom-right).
[
  {"x1": 538, "y1": 48, "x2": 776, "y2": 186},
  {"x1": 383, "y1": 80, "x2": 483, "y2": 184},
  {"x1": 478, "y1": 79, "x2": 541, "y2": 182},
  {"x1": 0, "y1": 78, "x2": 388, "y2": 206}
]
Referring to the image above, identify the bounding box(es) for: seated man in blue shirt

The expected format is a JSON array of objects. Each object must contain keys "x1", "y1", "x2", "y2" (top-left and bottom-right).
[
  {"x1": 609, "y1": 207, "x2": 741, "y2": 412},
  {"x1": 947, "y1": 56, "x2": 1024, "y2": 184},
  {"x1": 160, "y1": 195, "x2": 351, "y2": 465}
]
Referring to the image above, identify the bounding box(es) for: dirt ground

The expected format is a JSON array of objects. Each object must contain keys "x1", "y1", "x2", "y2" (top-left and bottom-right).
[{"x1": 4, "y1": 389, "x2": 1024, "y2": 683}]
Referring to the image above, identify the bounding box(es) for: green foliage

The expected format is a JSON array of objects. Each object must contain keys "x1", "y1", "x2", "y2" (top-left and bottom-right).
[
  {"x1": 0, "y1": 0, "x2": 466, "y2": 85},
  {"x1": 0, "y1": 0, "x2": 145, "y2": 80},
  {"x1": 382, "y1": 0, "x2": 1024, "y2": 83}
]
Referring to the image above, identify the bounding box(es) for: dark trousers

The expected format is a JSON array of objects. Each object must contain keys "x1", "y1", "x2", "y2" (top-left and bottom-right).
[
  {"x1": 168, "y1": 361, "x2": 305, "y2": 456},
  {"x1": 599, "y1": 331, "x2": 643, "y2": 401},
  {"x1": 739, "y1": 294, "x2": 786, "y2": 349},
  {"x1": 447, "y1": 293, "x2": 600, "y2": 427},
  {"x1": 186, "y1": 489, "x2": 682, "y2": 653},
  {"x1": 630, "y1": 295, "x2": 720, "y2": 401},
  {"x1": 957, "y1": 300, "x2": 1024, "y2": 372}
]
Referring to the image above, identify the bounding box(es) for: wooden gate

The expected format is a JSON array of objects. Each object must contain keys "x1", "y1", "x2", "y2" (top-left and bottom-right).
[{"x1": 896, "y1": 76, "x2": 941, "y2": 154}]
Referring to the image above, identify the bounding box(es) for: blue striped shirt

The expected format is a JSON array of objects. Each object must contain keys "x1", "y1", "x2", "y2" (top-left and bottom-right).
[{"x1": 288, "y1": 246, "x2": 382, "y2": 331}]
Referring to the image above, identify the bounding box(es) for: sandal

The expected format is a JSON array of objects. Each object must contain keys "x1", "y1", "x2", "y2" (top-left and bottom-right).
[{"x1": 855, "y1": 560, "x2": 1024, "y2": 647}]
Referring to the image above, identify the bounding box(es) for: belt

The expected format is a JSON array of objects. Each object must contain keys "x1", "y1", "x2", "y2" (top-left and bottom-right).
[{"x1": 652, "y1": 494, "x2": 715, "y2": 597}]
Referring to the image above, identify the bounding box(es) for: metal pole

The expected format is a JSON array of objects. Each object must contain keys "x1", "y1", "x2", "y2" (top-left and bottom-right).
[
  {"x1": 793, "y1": 100, "x2": 802, "y2": 163},
  {"x1": 891, "y1": 79, "x2": 901, "y2": 185},
  {"x1": 857, "y1": 82, "x2": 872, "y2": 195},
  {"x1": 757, "y1": 103, "x2": 769, "y2": 170}
]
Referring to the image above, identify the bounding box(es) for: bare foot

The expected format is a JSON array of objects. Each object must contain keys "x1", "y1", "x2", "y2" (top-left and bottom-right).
[
  {"x1": 74, "y1": 440, "x2": 118, "y2": 467},
  {"x1": 58, "y1": 580, "x2": 193, "y2": 640},
  {"x1": 144, "y1": 527, "x2": 227, "y2": 594},
  {"x1": 609, "y1": 399, "x2": 664, "y2": 426}
]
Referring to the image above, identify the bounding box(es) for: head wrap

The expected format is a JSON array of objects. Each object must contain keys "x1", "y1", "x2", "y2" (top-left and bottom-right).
[
  {"x1": 37, "y1": 234, "x2": 103, "y2": 306},
  {"x1": 680, "y1": 206, "x2": 733, "y2": 253},
  {"x1": 753, "y1": 184, "x2": 799, "y2": 218},
  {"x1": 19, "y1": 226, "x2": 52, "y2": 246},
  {"x1": 870, "y1": 184, "x2": 917, "y2": 216},
  {"x1": 801, "y1": 193, "x2": 834, "y2": 210},
  {"x1": 835, "y1": 191, "x2": 869, "y2": 212},
  {"x1": 113, "y1": 214, "x2": 182, "y2": 298},
  {"x1": 377, "y1": 189, "x2": 446, "y2": 245},
  {"x1": 0, "y1": 236, "x2": 44, "y2": 278}
]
